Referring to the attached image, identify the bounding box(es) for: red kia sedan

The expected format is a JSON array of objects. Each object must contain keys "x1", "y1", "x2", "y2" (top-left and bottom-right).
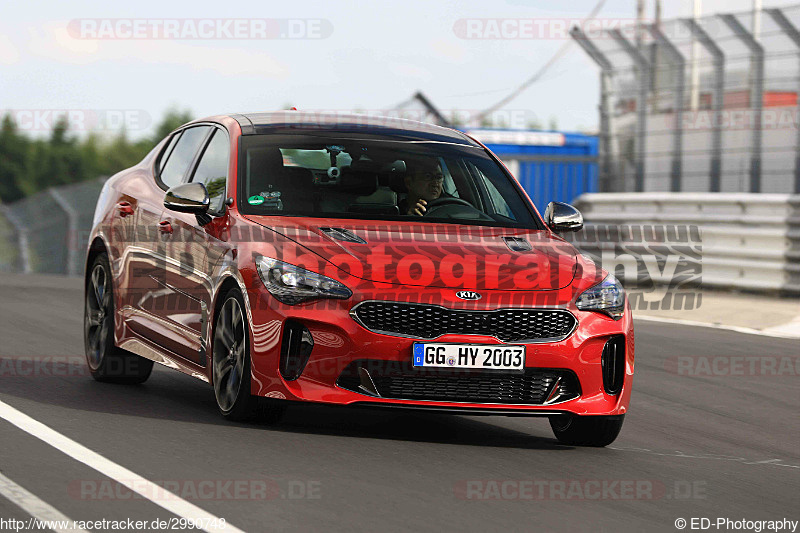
[{"x1": 84, "y1": 112, "x2": 633, "y2": 446}]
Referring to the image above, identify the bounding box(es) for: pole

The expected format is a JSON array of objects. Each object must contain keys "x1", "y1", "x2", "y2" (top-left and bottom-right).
[
  {"x1": 720, "y1": 14, "x2": 764, "y2": 193},
  {"x1": 611, "y1": 29, "x2": 651, "y2": 192},
  {"x1": 690, "y1": 0, "x2": 702, "y2": 111}
]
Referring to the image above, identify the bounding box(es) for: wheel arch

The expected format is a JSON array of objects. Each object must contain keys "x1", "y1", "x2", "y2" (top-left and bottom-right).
[
  {"x1": 85, "y1": 236, "x2": 109, "y2": 277},
  {"x1": 207, "y1": 272, "x2": 253, "y2": 377}
]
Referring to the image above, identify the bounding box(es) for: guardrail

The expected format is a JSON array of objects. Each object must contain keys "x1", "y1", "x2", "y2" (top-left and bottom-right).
[
  {"x1": 573, "y1": 193, "x2": 800, "y2": 294},
  {"x1": 0, "y1": 177, "x2": 107, "y2": 276}
]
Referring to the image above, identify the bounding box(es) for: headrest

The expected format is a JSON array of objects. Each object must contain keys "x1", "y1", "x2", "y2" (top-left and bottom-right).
[
  {"x1": 388, "y1": 172, "x2": 408, "y2": 194},
  {"x1": 248, "y1": 148, "x2": 313, "y2": 195},
  {"x1": 247, "y1": 148, "x2": 284, "y2": 176},
  {"x1": 339, "y1": 166, "x2": 378, "y2": 196}
]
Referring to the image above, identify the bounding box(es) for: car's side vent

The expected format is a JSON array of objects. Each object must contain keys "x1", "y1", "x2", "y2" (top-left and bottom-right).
[
  {"x1": 319, "y1": 227, "x2": 367, "y2": 244},
  {"x1": 601, "y1": 335, "x2": 626, "y2": 395},
  {"x1": 502, "y1": 236, "x2": 532, "y2": 252},
  {"x1": 280, "y1": 320, "x2": 314, "y2": 381}
]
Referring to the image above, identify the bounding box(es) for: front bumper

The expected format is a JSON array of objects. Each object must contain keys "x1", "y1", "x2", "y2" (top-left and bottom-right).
[{"x1": 246, "y1": 286, "x2": 635, "y2": 417}]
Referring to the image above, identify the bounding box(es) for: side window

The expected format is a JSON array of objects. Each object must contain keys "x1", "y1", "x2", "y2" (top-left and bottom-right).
[
  {"x1": 157, "y1": 132, "x2": 182, "y2": 175},
  {"x1": 190, "y1": 129, "x2": 229, "y2": 213},
  {"x1": 159, "y1": 126, "x2": 211, "y2": 189},
  {"x1": 439, "y1": 158, "x2": 460, "y2": 198},
  {"x1": 470, "y1": 163, "x2": 516, "y2": 220}
]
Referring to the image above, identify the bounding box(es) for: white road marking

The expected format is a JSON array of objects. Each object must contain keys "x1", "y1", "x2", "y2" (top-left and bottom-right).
[
  {"x1": 635, "y1": 315, "x2": 800, "y2": 339},
  {"x1": 762, "y1": 312, "x2": 800, "y2": 338},
  {"x1": 0, "y1": 471, "x2": 89, "y2": 533},
  {"x1": 608, "y1": 446, "x2": 800, "y2": 469},
  {"x1": 0, "y1": 400, "x2": 244, "y2": 533}
]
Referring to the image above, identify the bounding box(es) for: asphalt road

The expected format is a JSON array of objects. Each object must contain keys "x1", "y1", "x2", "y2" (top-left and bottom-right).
[{"x1": 0, "y1": 273, "x2": 798, "y2": 533}]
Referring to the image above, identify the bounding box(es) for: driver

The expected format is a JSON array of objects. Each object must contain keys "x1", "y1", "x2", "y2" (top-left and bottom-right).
[{"x1": 400, "y1": 160, "x2": 444, "y2": 216}]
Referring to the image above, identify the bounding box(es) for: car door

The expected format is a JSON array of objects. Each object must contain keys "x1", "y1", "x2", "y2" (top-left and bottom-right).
[
  {"x1": 159, "y1": 126, "x2": 232, "y2": 365},
  {"x1": 120, "y1": 129, "x2": 183, "y2": 343},
  {"x1": 125, "y1": 125, "x2": 213, "y2": 356}
]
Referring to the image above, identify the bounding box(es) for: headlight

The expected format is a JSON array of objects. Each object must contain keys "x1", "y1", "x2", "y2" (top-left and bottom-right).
[
  {"x1": 256, "y1": 256, "x2": 352, "y2": 305},
  {"x1": 576, "y1": 274, "x2": 625, "y2": 320}
]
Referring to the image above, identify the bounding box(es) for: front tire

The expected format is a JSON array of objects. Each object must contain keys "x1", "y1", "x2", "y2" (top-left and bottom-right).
[
  {"x1": 549, "y1": 414, "x2": 624, "y2": 447},
  {"x1": 212, "y1": 288, "x2": 285, "y2": 423},
  {"x1": 84, "y1": 253, "x2": 153, "y2": 384}
]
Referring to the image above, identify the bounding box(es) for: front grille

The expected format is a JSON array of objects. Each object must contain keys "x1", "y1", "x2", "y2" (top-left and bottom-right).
[
  {"x1": 337, "y1": 360, "x2": 581, "y2": 405},
  {"x1": 351, "y1": 301, "x2": 577, "y2": 342}
]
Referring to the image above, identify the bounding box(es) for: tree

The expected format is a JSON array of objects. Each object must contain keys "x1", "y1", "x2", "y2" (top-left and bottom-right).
[
  {"x1": 0, "y1": 115, "x2": 28, "y2": 203},
  {"x1": 0, "y1": 107, "x2": 195, "y2": 201},
  {"x1": 150, "y1": 108, "x2": 193, "y2": 144},
  {"x1": 27, "y1": 115, "x2": 87, "y2": 192}
]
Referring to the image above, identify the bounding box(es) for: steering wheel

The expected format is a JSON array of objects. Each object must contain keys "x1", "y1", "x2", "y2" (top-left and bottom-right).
[{"x1": 422, "y1": 196, "x2": 475, "y2": 216}]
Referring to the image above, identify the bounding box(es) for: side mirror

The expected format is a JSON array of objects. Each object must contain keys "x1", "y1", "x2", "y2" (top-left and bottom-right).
[
  {"x1": 544, "y1": 201, "x2": 583, "y2": 232},
  {"x1": 164, "y1": 182, "x2": 210, "y2": 214}
]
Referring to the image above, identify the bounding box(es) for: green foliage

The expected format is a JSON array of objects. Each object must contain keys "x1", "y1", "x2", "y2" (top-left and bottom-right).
[
  {"x1": 0, "y1": 116, "x2": 27, "y2": 202},
  {"x1": 150, "y1": 109, "x2": 193, "y2": 144},
  {"x1": 205, "y1": 177, "x2": 226, "y2": 200},
  {"x1": 0, "y1": 108, "x2": 193, "y2": 203}
]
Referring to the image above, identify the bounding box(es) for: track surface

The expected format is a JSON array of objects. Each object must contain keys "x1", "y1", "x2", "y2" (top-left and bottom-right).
[{"x1": 0, "y1": 274, "x2": 798, "y2": 532}]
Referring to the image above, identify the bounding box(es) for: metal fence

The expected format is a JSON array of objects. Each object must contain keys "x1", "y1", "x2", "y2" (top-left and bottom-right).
[
  {"x1": 0, "y1": 177, "x2": 106, "y2": 275},
  {"x1": 572, "y1": 4, "x2": 800, "y2": 195}
]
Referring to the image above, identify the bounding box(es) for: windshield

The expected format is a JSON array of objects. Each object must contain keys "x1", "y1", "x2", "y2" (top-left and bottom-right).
[{"x1": 238, "y1": 134, "x2": 542, "y2": 229}]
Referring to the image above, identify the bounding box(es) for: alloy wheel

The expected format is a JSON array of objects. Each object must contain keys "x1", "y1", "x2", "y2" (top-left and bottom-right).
[
  {"x1": 213, "y1": 296, "x2": 247, "y2": 412},
  {"x1": 85, "y1": 262, "x2": 110, "y2": 370}
]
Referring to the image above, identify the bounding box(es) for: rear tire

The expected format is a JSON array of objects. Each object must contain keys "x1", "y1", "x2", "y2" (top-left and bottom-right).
[
  {"x1": 212, "y1": 288, "x2": 285, "y2": 424},
  {"x1": 549, "y1": 414, "x2": 624, "y2": 447},
  {"x1": 84, "y1": 253, "x2": 154, "y2": 384}
]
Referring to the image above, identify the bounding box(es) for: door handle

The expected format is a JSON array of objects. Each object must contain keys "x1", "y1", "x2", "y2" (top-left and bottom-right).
[
  {"x1": 116, "y1": 201, "x2": 134, "y2": 217},
  {"x1": 158, "y1": 221, "x2": 173, "y2": 234}
]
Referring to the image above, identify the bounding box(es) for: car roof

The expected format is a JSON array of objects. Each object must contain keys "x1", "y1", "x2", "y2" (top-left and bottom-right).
[{"x1": 221, "y1": 111, "x2": 479, "y2": 146}]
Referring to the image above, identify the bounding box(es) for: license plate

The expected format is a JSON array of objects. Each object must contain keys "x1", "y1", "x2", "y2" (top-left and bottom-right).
[{"x1": 412, "y1": 343, "x2": 525, "y2": 371}]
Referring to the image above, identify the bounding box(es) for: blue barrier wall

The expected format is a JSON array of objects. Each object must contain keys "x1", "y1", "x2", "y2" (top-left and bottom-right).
[{"x1": 465, "y1": 129, "x2": 599, "y2": 215}]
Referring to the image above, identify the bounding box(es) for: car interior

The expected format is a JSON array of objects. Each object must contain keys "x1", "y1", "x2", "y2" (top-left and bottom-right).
[{"x1": 242, "y1": 141, "x2": 524, "y2": 224}]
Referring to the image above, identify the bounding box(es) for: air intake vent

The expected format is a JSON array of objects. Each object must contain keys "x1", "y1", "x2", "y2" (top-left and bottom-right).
[
  {"x1": 319, "y1": 227, "x2": 367, "y2": 244},
  {"x1": 601, "y1": 335, "x2": 626, "y2": 395},
  {"x1": 502, "y1": 236, "x2": 532, "y2": 252},
  {"x1": 280, "y1": 320, "x2": 314, "y2": 380},
  {"x1": 337, "y1": 360, "x2": 581, "y2": 405}
]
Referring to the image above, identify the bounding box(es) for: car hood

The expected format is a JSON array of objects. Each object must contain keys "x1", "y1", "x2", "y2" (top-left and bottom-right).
[{"x1": 245, "y1": 217, "x2": 577, "y2": 291}]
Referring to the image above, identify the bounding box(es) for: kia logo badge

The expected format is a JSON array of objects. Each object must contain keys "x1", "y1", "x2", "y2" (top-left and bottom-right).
[{"x1": 456, "y1": 291, "x2": 482, "y2": 301}]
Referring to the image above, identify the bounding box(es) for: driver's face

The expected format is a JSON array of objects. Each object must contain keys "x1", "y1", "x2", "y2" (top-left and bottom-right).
[{"x1": 406, "y1": 168, "x2": 444, "y2": 201}]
